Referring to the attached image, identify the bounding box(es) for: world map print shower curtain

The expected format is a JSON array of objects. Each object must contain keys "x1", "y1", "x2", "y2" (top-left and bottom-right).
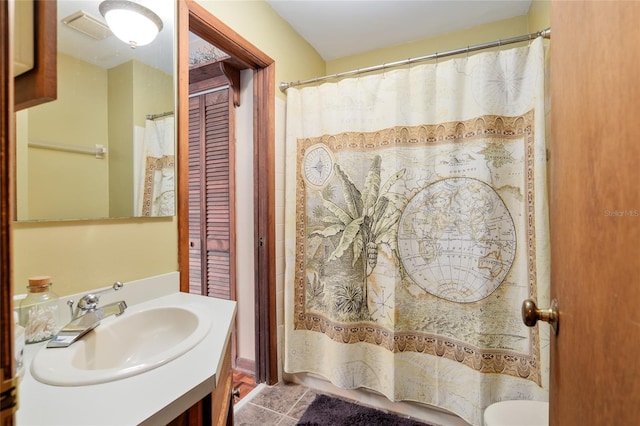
[{"x1": 284, "y1": 38, "x2": 550, "y2": 426}]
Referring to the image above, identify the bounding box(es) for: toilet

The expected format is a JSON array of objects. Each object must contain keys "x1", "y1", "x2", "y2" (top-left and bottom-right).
[{"x1": 483, "y1": 400, "x2": 549, "y2": 426}]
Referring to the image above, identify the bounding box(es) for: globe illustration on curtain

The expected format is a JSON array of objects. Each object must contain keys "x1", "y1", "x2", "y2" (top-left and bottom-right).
[{"x1": 397, "y1": 177, "x2": 516, "y2": 303}]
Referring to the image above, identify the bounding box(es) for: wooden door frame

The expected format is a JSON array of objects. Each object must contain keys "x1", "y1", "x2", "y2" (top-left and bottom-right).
[
  {"x1": 177, "y1": 0, "x2": 277, "y2": 384},
  {"x1": 1, "y1": 0, "x2": 17, "y2": 422}
]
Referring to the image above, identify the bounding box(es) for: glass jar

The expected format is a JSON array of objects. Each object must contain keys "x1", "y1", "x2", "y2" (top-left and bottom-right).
[
  {"x1": 19, "y1": 276, "x2": 60, "y2": 344},
  {"x1": 13, "y1": 311, "x2": 25, "y2": 378}
]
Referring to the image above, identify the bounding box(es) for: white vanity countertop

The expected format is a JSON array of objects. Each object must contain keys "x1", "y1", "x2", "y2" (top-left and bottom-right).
[{"x1": 16, "y1": 291, "x2": 237, "y2": 426}]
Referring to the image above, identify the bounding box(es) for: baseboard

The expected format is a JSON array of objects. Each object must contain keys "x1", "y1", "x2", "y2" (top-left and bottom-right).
[{"x1": 234, "y1": 357, "x2": 255, "y2": 375}]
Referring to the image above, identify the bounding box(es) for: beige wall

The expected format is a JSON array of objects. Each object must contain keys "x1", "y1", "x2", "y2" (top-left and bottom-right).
[
  {"x1": 15, "y1": 111, "x2": 28, "y2": 217},
  {"x1": 326, "y1": 1, "x2": 550, "y2": 77},
  {"x1": 107, "y1": 61, "x2": 134, "y2": 218},
  {"x1": 13, "y1": 219, "x2": 178, "y2": 296},
  {"x1": 18, "y1": 54, "x2": 110, "y2": 221},
  {"x1": 327, "y1": 15, "x2": 529, "y2": 75},
  {"x1": 131, "y1": 60, "x2": 174, "y2": 129},
  {"x1": 325, "y1": 1, "x2": 550, "y2": 79},
  {"x1": 108, "y1": 60, "x2": 173, "y2": 217},
  {"x1": 528, "y1": 0, "x2": 551, "y2": 32}
]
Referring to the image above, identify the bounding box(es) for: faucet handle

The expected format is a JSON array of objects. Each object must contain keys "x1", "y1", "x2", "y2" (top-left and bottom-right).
[
  {"x1": 77, "y1": 282, "x2": 124, "y2": 312},
  {"x1": 77, "y1": 294, "x2": 100, "y2": 311}
]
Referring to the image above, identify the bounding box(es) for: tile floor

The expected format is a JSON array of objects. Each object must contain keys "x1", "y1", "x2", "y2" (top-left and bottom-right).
[{"x1": 233, "y1": 382, "x2": 317, "y2": 425}]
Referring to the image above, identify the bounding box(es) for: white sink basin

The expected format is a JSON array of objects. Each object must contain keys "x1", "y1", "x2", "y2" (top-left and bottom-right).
[{"x1": 31, "y1": 306, "x2": 211, "y2": 386}]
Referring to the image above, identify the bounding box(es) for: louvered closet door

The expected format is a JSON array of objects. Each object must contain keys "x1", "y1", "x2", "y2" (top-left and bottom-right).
[
  {"x1": 188, "y1": 96, "x2": 204, "y2": 294},
  {"x1": 188, "y1": 88, "x2": 233, "y2": 299},
  {"x1": 204, "y1": 89, "x2": 231, "y2": 299}
]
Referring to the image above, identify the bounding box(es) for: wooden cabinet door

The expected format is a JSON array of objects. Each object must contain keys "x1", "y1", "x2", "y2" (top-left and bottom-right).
[{"x1": 550, "y1": 1, "x2": 640, "y2": 424}]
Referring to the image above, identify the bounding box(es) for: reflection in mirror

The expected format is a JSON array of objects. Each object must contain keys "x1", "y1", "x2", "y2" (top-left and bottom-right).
[{"x1": 15, "y1": 0, "x2": 175, "y2": 221}]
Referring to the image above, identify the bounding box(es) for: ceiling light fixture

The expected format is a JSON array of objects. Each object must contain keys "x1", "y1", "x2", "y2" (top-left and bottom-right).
[{"x1": 99, "y1": 0, "x2": 163, "y2": 49}]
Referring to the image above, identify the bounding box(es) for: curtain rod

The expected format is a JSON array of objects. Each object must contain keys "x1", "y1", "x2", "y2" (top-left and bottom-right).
[
  {"x1": 279, "y1": 27, "x2": 550, "y2": 92},
  {"x1": 146, "y1": 111, "x2": 174, "y2": 120}
]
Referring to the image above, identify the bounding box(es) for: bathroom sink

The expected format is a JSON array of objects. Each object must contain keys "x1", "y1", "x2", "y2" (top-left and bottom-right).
[{"x1": 31, "y1": 306, "x2": 211, "y2": 386}]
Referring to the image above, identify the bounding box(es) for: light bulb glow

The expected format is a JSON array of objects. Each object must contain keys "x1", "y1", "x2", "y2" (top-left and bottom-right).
[{"x1": 104, "y1": 9, "x2": 158, "y2": 47}]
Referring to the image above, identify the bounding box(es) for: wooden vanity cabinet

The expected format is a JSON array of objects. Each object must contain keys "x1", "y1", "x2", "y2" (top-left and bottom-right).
[
  {"x1": 210, "y1": 343, "x2": 234, "y2": 426},
  {"x1": 167, "y1": 342, "x2": 234, "y2": 426}
]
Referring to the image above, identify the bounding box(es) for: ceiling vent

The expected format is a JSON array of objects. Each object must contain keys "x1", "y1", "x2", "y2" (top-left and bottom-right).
[{"x1": 62, "y1": 10, "x2": 112, "y2": 40}]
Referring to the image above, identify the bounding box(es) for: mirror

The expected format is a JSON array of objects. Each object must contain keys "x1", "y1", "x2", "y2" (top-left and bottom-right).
[{"x1": 15, "y1": 0, "x2": 175, "y2": 221}]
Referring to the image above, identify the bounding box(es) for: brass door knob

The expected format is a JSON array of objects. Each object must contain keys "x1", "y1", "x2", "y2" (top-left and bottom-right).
[{"x1": 522, "y1": 299, "x2": 559, "y2": 335}]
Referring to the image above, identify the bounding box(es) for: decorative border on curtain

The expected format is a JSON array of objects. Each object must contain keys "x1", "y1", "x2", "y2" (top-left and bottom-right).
[
  {"x1": 293, "y1": 111, "x2": 542, "y2": 385},
  {"x1": 141, "y1": 155, "x2": 175, "y2": 216}
]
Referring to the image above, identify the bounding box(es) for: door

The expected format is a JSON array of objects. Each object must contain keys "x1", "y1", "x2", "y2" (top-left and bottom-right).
[
  {"x1": 550, "y1": 1, "x2": 640, "y2": 424},
  {"x1": 188, "y1": 84, "x2": 235, "y2": 299},
  {"x1": 178, "y1": 0, "x2": 285, "y2": 385}
]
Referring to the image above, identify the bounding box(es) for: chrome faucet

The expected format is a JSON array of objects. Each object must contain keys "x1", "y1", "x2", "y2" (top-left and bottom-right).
[
  {"x1": 69, "y1": 281, "x2": 125, "y2": 320},
  {"x1": 47, "y1": 282, "x2": 127, "y2": 348}
]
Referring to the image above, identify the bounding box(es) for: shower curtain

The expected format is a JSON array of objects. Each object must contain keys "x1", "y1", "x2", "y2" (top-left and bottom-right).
[
  {"x1": 284, "y1": 38, "x2": 550, "y2": 426},
  {"x1": 134, "y1": 116, "x2": 175, "y2": 217}
]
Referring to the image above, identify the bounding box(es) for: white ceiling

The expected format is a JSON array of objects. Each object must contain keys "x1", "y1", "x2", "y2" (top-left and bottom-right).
[
  {"x1": 266, "y1": 0, "x2": 532, "y2": 61},
  {"x1": 57, "y1": 1, "x2": 532, "y2": 72},
  {"x1": 57, "y1": 0, "x2": 174, "y2": 74}
]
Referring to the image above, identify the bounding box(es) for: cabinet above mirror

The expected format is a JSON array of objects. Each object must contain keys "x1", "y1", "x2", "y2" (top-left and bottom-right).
[{"x1": 15, "y1": 0, "x2": 176, "y2": 222}]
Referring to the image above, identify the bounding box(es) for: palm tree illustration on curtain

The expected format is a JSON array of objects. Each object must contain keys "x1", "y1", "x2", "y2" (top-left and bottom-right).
[{"x1": 311, "y1": 155, "x2": 406, "y2": 319}]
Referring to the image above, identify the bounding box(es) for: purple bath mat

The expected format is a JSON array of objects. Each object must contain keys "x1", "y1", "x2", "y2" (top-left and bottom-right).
[{"x1": 297, "y1": 394, "x2": 432, "y2": 426}]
